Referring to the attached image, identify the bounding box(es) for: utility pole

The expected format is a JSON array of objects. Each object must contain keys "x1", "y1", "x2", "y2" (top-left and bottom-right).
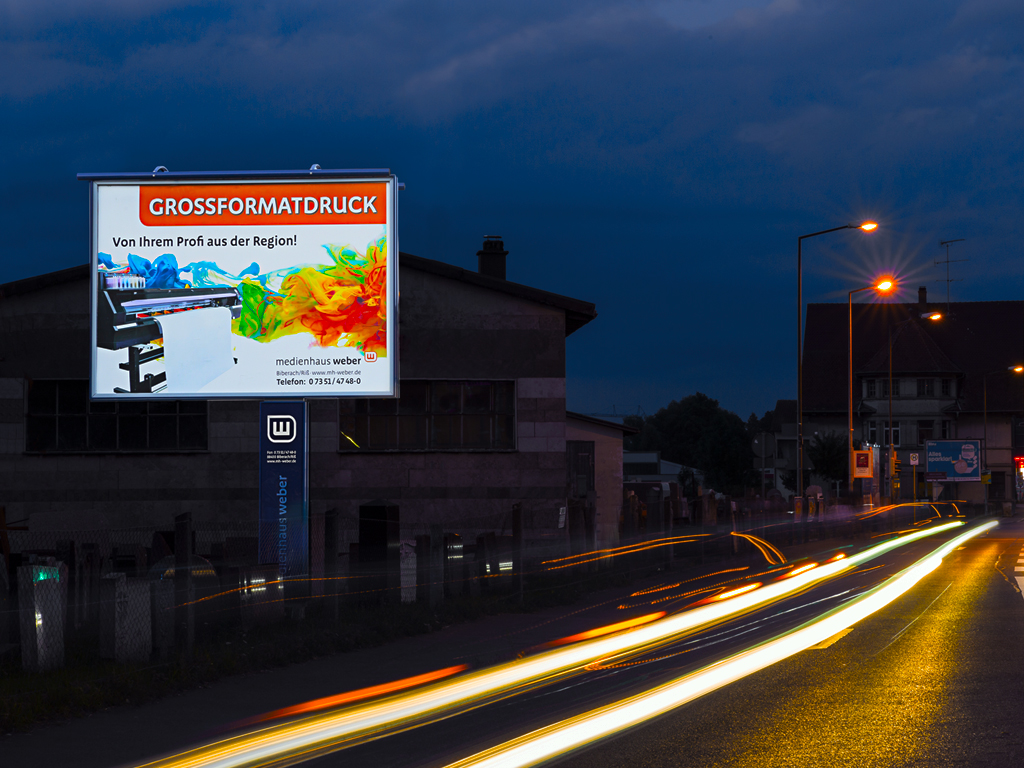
[{"x1": 937, "y1": 239, "x2": 966, "y2": 313}]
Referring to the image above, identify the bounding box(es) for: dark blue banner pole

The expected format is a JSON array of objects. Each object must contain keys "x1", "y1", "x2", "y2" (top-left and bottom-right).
[{"x1": 259, "y1": 401, "x2": 309, "y2": 580}]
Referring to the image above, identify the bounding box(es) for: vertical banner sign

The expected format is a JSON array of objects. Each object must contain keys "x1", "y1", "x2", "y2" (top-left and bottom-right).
[{"x1": 260, "y1": 401, "x2": 308, "y2": 577}]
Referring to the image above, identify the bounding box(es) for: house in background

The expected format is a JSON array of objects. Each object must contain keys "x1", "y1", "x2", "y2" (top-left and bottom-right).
[
  {"x1": 565, "y1": 413, "x2": 637, "y2": 551},
  {"x1": 797, "y1": 287, "x2": 1024, "y2": 504}
]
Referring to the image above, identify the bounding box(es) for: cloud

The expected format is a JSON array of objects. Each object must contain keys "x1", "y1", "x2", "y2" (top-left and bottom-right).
[{"x1": 1, "y1": 0, "x2": 1023, "y2": 417}]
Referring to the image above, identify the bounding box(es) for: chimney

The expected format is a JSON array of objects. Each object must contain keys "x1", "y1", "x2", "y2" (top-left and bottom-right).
[
  {"x1": 918, "y1": 286, "x2": 927, "y2": 309},
  {"x1": 477, "y1": 236, "x2": 508, "y2": 280}
]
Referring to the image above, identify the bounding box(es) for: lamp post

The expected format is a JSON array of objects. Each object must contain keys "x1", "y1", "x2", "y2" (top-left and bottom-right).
[
  {"x1": 982, "y1": 365, "x2": 1024, "y2": 512},
  {"x1": 798, "y1": 221, "x2": 877, "y2": 517},
  {"x1": 848, "y1": 278, "x2": 896, "y2": 491}
]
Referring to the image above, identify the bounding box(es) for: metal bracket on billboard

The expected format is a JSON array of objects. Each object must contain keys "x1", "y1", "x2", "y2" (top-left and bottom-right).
[{"x1": 82, "y1": 167, "x2": 399, "y2": 400}]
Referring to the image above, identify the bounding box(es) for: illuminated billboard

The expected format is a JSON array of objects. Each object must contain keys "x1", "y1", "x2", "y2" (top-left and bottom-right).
[
  {"x1": 925, "y1": 439, "x2": 981, "y2": 482},
  {"x1": 82, "y1": 170, "x2": 397, "y2": 399}
]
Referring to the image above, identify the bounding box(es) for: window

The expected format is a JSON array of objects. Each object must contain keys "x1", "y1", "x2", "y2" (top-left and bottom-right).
[
  {"x1": 941, "y1": 378, "x2": 952, "y2": 396},
  {"x1": 866, "y1": 379, "x2": 876, "y2": 398},
  {"x1": 917, "y1": 378, "x2": 935, "y2": 397},
  {"x1": 876, "y1": 379, "x2": 897, "y2": 398},
  {"x1": 340, "y1": 380, "x2": 515, "y2": 451},
  {"x1": 941, "y1": 420, "x2": 953, "y2": 439},
  {"x1": 26, "y1": 379, "x2": 207, "y2": 453},
  {"x1": 883, "y1": 421, "x2": 901, "y2": 446},
  {"x1": 867, "y1": 421, "x2": 878, "y2": 444},
  {"x1": 918, "y1": 420, "x2": 934, "y2": 443}
]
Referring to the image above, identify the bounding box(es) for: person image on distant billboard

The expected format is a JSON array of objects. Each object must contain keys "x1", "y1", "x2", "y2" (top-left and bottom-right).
[{"x1": 954, "y1": 443, "x2": 978, "y2": 475}]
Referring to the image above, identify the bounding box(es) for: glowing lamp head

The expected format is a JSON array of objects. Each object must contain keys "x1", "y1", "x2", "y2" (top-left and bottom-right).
[
  {"x1": 928, "y1": 312, "x2": 942, "y2": 321},
  {"x1": 860, "y1": 221, "x2": 878, "y2": 232},
  {"x1": 1013, "y1": 366, "x2": 1024, "y2": 373},
  {"x1": 875, "y1": 279, "x2": 894, "y2": 293}
]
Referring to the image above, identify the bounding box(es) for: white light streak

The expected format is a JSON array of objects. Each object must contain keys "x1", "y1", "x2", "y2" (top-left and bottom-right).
[{"x1": 444, "y1": 521, "x2": 997, "y2": 768}]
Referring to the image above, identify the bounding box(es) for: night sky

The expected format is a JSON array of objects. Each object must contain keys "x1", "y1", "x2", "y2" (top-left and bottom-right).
[{"x1": 2, "y1": 1, "x2": 1021, "y2": 420}]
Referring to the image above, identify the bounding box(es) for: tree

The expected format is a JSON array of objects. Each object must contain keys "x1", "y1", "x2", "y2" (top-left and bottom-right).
[
  {"x1": 805, "y1": 430, "x2": 848, "y2": 495},
  {"x1": 780, "y1": 467, "x2": 811, "y2": 495},
  {"x1": 627, "y1": 393, "x2": 754, "y2": 493}
]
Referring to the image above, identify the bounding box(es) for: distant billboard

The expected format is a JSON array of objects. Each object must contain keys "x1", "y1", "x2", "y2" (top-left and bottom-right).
[
  {"x1": 83, "y1": 171, "x2": 397, "y2": 399},
  {"x1": 925, "y1": 440, "x2": 981, "y2": 482},
  {"x1": 853, "y1": 449, "x2": 873, "y2": 478}
]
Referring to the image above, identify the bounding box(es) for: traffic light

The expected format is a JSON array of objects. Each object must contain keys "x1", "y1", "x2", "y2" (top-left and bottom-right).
[{"x1": 891, "y1": 456, "x2": 902, "y2": 475}]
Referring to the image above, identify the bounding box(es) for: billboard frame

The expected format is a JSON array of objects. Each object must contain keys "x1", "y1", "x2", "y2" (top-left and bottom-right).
[
  {"x1": 80, "y1": 167, "x2": 399, "y2": 401},
  {"x1": 924, "y1": 439, "x2": 982, "y2": 482}
]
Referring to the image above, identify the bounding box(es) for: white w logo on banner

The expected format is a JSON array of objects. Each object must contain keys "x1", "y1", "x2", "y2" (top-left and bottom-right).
[{"x1": 268, "y1": 415, "x2": 297, "y2": 443}]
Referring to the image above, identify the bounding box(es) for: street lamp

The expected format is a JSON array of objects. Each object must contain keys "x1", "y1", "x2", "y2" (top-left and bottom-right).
[
  {"x1": 797, "y1": 221, "x2": 877, "y2": 514},
  {"x1": 983, "y1": 365, "x2": 1024, "y2": 512},
  {"x1": 886, "y1": 310, "x2": 944, "y2": 501},
  {"x1": 848, "y1": 278, "x2": 897, "y2": 491}
]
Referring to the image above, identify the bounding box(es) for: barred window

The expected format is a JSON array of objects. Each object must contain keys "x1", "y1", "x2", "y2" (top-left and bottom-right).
[
  {"x1": 917, "y1": 378, "x2": 935, "y2": 397},
  {"x1": 941, "y1": 378, "x2": 952, "y2": 396},
  {"x1": 866, "y1": 379, "x2": 876, "y2": 398},
  {"x1": 918, "y1": 420, "x2": 934, "y2": 443},
  {"x1": 26, "y1": 379, "x2": 207, "y2": 453},
  {"x1": 340, "y1": 380, "x2": 515, "y2": 451}
]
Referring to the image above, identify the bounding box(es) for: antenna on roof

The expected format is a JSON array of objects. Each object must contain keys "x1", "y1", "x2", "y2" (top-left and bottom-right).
[{"x1": 936, "y1": 239, "x2": 966, "y2": 313}]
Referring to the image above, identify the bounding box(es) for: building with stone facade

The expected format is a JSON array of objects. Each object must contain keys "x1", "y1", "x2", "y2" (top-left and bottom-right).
[{"x1": 0, "y1": 241, "x2": 628, "y2": 554}]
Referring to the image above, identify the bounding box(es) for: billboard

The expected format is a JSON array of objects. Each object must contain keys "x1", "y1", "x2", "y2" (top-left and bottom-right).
[
  {"x1": 853, "y1": 449, "x2": 873, "y2": 478},
  {"x1": 925, "y1": 440, "x2": 981, "y2": 482},
  {"x1": 83, "y1": 171, "x2": 397, "y2": 399}
]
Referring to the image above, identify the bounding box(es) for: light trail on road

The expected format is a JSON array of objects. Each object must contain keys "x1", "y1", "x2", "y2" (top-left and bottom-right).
[
  {"x1": 443, "y1": 520, "x2": 998, "y2": 768},
  {"x1": 126, "y1": 520, "x2": 966, "y2": 768}
]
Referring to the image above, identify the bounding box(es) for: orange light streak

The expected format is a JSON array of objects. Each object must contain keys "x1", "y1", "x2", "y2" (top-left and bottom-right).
[
  {"x1": 780, "y1": 563, "x2": 817, "y2": 579},
  {"x1": 544, "y1": 612, "x2": 666, "y2": 648},
  {"x1": 229, "y1": 665, "x2": 468, "y2": 729},
  {"x1": 545, "y1": 540, "x2": 702, "y2": 571},
  {"x1": 542, "y1": 535, "x2": 705, "y2": 566},
  {"x1": 730, "y1": 532, "x2": 786, "y2": 564},
  {"x1": 716, "y1": 583, "x2": 761, "y2": 600},
  {"x1": 631, "y1": 583, "x2": 681, "y2": 597}
]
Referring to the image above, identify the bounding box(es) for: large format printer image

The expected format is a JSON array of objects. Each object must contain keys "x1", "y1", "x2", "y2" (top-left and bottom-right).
[{"x1": 96, "y1": 275, "x2": 241, "y2": 394}]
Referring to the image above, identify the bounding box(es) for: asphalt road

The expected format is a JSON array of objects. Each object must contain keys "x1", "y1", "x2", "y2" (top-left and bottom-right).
[
  {"x1": 543, "y1": 519, "x2": 1024, "y2": 768},
  {"x1": 302, "y1": 520, "x2": 1015, "y2": 768}
]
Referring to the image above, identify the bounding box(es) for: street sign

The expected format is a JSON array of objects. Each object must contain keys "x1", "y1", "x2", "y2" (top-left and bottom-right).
[
  {"x1": 909, "y1": 453, "x2": 919, "y2": 466},
  {"x1": 925, "y1": 471, "x2": 947, "y2": 481}
]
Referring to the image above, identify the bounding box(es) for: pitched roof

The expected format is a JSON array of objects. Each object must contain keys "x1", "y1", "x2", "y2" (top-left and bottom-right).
[
  {"x1": 804, "y1": 299, "x2": 1024, "y2": 414},
  {"x1": 400, "y1": 252, "x2": 597, "y2": 335},
  {"x1": 566, "y1": 411, "x2": 639, "y2": 434},
  {"x1": 859, "y1": 320, "x2": 959, "y2": 374}
]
